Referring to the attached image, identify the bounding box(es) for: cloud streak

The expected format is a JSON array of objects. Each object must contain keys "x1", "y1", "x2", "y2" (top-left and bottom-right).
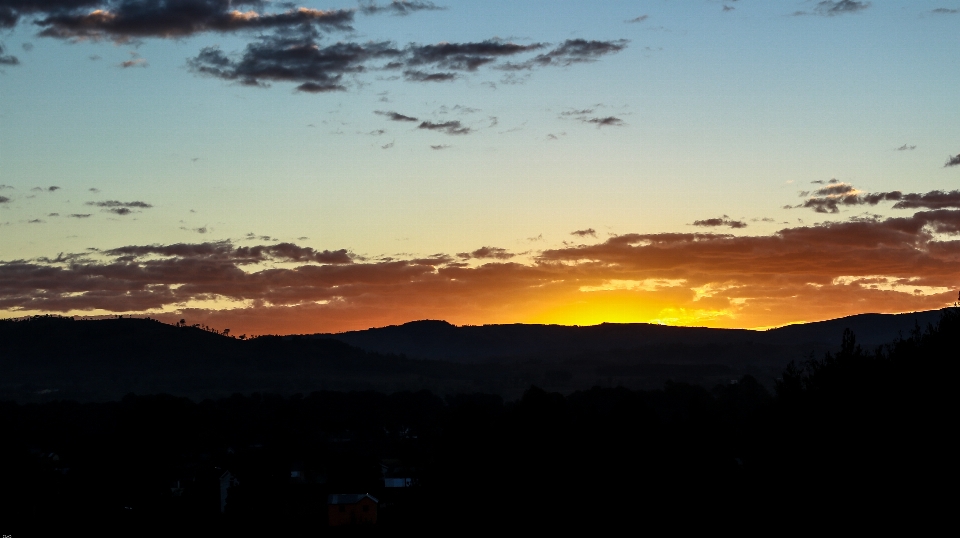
[
  {"x1": 34, "y1": 0, "x2": 354, "y2": 42},
  {"x1": 794, "y1": 1, "x2": 871, "y2": 16},
  {"x1": 796, "y1": 187, "x2": 960, "y2": 213},
  {"x1": 692, "y1": 216, "x2": 747, "y2": 229},
  {"x1": 418, "y1": 120, "x2": 470, "y2": 135},
  {"x1": 375, "y1": 110, "x2": 418, "y2": 122},
  {"x1": 358, "y1": 1, "x2": 445, "y2": 16}
]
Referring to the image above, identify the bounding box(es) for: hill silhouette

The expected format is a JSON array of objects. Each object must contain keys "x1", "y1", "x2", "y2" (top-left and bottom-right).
[
  {"x1": 0, "y1": 309, "x2": 946, "y2": 402},
  {"x1": 315, "y1": 310, "x2": 945, "y2": 362}
]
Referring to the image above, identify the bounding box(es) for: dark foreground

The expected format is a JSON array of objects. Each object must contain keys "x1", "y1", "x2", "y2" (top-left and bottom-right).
[{"x1": 2, "y1": 310, "x2": 956, "y2": 535}]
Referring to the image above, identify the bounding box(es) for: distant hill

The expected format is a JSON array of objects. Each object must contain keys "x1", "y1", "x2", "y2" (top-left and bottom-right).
[
  {"x1": 0, "y1": 316, "x2": 491, "y2": 402},
  {"x1": 0, "y1": 309, "x2": 948, "y2": 403},
  {"x1": 314, "y1": 310, "x2": 946, "y2": 362}
]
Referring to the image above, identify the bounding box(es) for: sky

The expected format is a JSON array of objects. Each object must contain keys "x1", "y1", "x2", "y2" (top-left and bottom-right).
[{"x1": 1, "y1": 0, "x2": 959, "y2": 335}]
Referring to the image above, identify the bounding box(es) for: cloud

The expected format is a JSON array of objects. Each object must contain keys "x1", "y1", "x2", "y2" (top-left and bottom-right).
[
  {"x1": 375, "y1": 110, "x2": 418, "y2": 122},
  {"x1": 0, "y1": 42, "x2": 19, "y2": 65},
  {"x1": 87, "y1": 200, "x2": 152, "y2": 208},
  {"x1": 296, "y1": 82, "x2": 338, "y2": 93},
  {"x1": 381, "y1": 141, "x2": 394, "y2": 149},
  {"x1": 35, "y1": 1, "x2": 354, "y2": 42},
  {"x1": 797, "y1": 186, "x2": 960, "y2": 213},
  {"x1": 930, "y1": 8, "x2": 959, "y2": 14},
  {"x1": 104, "y1": 241, "x2": 353, "y2": 265},
  {"x1": 896, "y1": 144, "x2": 917, "y2": 151},
  {"x1": 0, "y1": 196, "x2": 10, "y2": 203},
  {"x1": 3, "y1": 210, "x2": 959, "y2": 333},
  {"x1": 812, "y1": 1, "x2": 871, "y2": 16},
  {"x1": 501, "y1": 39, "x2": 628, "y2": 70},
  {"x1": 180, "y1": 30, "x2": 625, "y2": 92},
  {"x1": 358, "y1": 1, "x2": 445, "y2": 16},
  {"x1": 571, "y1": 228, "x2": 596, "y2": 238},
  {"x1": 626, "y1": 14, "x2": 648, "y2": 23},
  {"x1": 429, "y1": 144, "x2": 449, "y2": 150},
  {"x1": 458, "y1": 246, "x2": 514, "y2": 259},
  {"x1": 692, "y1": 216, "x2": 747, "y2": 229},
  {"x1": 189, "y1": 35, "x2": 591, "y2": 93},
  {"x1": 403, "y1": 69, "x2": 457, "y2": 82},
  {"x1": 27, "y1": 219, "x2": 44, "y2": 223},
  {"x1": 68, "y1": 213, "x2": 92, "y2": 218},
  {"x1": 406, "y1": 40, "x2": 546, "y2": 71},
  {"x1": 583, "y1": 116, "x2": 624, "y2": 127},
  {"x1": 0, "y1": 0, "x2": 105, "y2": 29},
  {"x1": 120, "y1": 58, "x2": 146, "y2": 68},
  {"x1": 945, "y1": 153, "x2": 960, "y2": 167},
  {"x1": 418, "y1": 120, "x2": 470, "y2": 135},
  {"x1": 0, "y1": 184, "x2": 13, "y2": 189},
  {"x1": 86, "y1": 200, "x2": 153, "y2": 215},
  {"x1": 189, "y1": 37, "x2": 403, "y2": 92},
  {"x1": 722, "y1": 5, "x2": 735, "y2": 11}
]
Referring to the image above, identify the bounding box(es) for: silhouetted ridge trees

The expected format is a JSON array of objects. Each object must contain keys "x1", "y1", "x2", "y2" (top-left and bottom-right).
[{"x1": 1, "y1": 310, "x2": 956, "y2": 530}]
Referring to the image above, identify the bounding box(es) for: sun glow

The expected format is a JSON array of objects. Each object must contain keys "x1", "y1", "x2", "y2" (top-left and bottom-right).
[{"x1": 525, "y1": 288, "x2": 734, "y2": 327}]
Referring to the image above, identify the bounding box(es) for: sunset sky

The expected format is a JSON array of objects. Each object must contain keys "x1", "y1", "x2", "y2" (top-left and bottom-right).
[{"x1": 1, "y1": 0, "x2": 959, "y2": 334}]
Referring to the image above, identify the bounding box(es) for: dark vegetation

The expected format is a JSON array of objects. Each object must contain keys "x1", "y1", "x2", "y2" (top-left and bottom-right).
[{"x1": 1, "y1": 309, "x2": 956, "y2": 532}]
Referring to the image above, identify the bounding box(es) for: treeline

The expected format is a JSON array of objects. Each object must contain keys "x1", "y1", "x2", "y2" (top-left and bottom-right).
[{"x1": 1, "y1": 310, "x2": 955, "y2": 532}]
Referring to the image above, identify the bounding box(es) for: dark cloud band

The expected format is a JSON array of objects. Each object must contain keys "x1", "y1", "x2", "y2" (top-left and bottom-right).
[{"x1": 796, "y1": 188, "x2": 960, "y2": 213}]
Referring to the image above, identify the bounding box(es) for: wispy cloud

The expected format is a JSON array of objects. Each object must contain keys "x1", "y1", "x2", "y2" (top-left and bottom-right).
[
  {"x1": 375, "y1": 110, "x2": 418, "y2": 122},
  {"x1": 0, "y1": 43, "x2": 19, "y2": 65},
  {"x1": 358, "y1": 1, "x2": 445, "y2": 16},
  {"x1": 793, "y1": 0, "x2": 871, "y2": 16},
  {"x1": 458, "y1": 246, "x2": 514, "y2": 259},
  {"x1": 403, "y1": 70, "x2": 457, "y2": 82},
  {"x1": 582, "y1": 116, "x2": 624, "y2": 127},
  {"x1": 691, "y1": 216, "x2": 747, "y2": 229},
  {"x1": 120, "y1": 57, "x2": 147, "y2": 68},
  {"x1": 418, "y1": 120, "x2": 470, "y2": 135},
  {"x1": 86, "y1": 200, "x2": 153, "y2": 215}
]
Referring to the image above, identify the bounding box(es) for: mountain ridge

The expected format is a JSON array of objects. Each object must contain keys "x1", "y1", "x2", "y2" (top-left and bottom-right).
[{"x1": 313, "y1": 309, "x2": 946, "y2": 362}]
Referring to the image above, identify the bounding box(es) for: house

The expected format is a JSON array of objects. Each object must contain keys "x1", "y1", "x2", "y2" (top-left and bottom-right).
[{"x1": 327, "y1": 494, "x2": 378, "y2": 526}]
